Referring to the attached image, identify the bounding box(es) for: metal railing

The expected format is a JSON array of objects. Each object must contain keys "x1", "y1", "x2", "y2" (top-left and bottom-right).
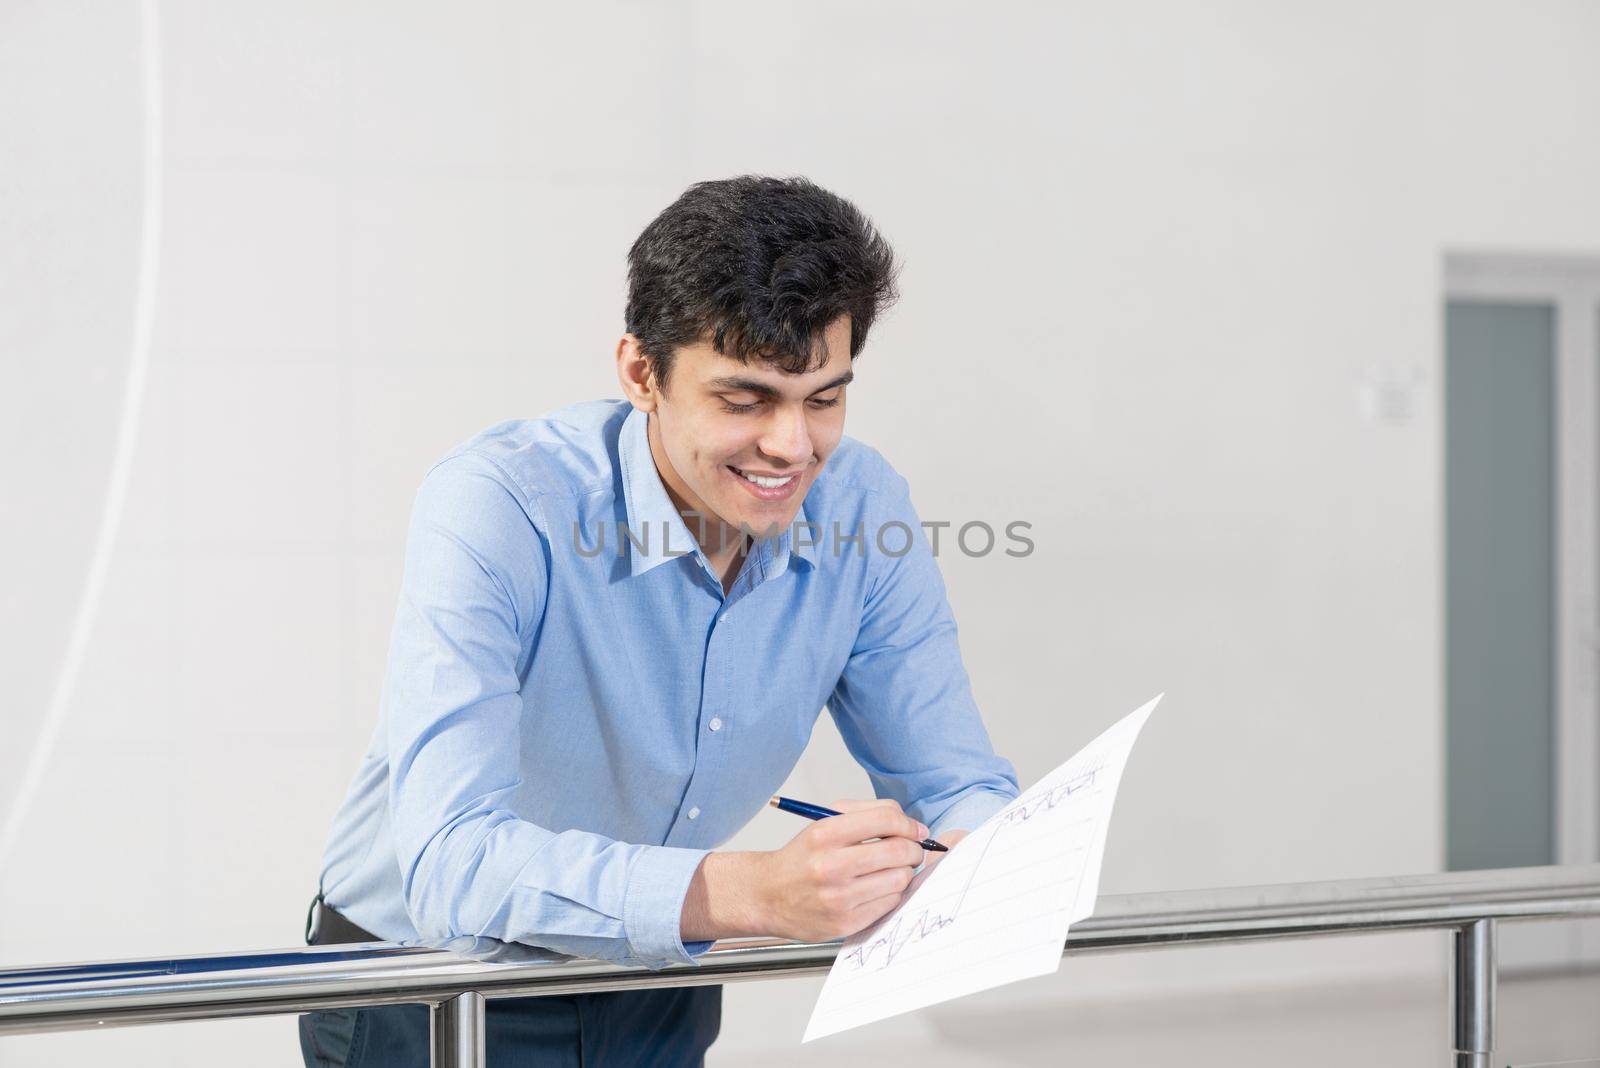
[{"x1": 3, "y1": 864, "x2": 1599, "y2": 1067}]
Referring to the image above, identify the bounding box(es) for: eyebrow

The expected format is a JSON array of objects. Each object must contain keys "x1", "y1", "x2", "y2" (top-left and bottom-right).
[{"x1": 708, "y1": 370, "x2": 854, "y2": 399}]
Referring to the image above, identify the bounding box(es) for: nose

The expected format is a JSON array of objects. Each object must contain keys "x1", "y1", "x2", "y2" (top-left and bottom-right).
[{"x1": 757, "y1": 404, "x2": 812, "y2": 468}]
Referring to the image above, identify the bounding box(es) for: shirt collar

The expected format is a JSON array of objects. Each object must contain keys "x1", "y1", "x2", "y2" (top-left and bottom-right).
[{"x1": 617, "y1": 404, "x2": 817, "y2": 580}]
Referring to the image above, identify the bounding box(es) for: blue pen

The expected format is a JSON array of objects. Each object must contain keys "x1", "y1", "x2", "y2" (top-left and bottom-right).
[{"x1": 768, "y1": 795, "x2": 948, "y2": 852}]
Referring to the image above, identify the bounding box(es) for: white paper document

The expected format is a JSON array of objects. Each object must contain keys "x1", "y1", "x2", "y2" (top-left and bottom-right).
[{"x1": 802, "y1": 694, "x2": 1162, "y2": 1042}]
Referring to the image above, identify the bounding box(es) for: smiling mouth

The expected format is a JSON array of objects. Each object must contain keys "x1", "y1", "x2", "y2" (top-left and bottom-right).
[
  {"x1": 730, "y1": 466, "x2": 798, "y2": 489},
  {"x1": 726, "y1": 465, "x2": 804, "y2": 502}
]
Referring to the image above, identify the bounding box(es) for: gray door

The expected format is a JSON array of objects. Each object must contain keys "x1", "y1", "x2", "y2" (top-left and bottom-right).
[{"x1": 1445, "y1": 299, "x2": 1557, "y2": 872}]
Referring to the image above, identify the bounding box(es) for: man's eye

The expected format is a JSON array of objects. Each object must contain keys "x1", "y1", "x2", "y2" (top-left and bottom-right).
[{"x1": 719, "y1": 394, "x2": 839, "y2": 413}]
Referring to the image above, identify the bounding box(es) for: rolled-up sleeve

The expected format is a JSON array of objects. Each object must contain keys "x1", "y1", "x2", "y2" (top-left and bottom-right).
[
  {"x1": 385, "y1": 455, "x2": 709, "y2": 968},
  {"x1": 826, "y1": 468, "x2": 1021, "y2": 840}
]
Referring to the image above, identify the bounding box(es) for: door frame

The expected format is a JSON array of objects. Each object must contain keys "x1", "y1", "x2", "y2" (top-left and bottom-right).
[{"x1": 1444, "y1": 251, "x2": 1600, "y2": 970}]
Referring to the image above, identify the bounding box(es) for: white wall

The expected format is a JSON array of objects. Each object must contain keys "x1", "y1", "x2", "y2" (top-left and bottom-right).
[{"x1": 3, "y1": 1, "x2": 1599, "y2": 1064}]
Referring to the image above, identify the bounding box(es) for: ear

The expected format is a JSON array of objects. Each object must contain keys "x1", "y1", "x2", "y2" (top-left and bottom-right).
[{"x1": 615, "y1": 334, "x2": 659, "y2": 413}]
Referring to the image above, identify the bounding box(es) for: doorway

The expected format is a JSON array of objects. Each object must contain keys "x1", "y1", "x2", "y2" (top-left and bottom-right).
[{"x1": 1444, "y1": 252, "x2": 1600, "y2": 970}]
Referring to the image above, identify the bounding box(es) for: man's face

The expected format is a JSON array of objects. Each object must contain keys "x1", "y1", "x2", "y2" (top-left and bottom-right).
[{"x1": 648, "y1": 315, "x2": 853, "y2": 542}]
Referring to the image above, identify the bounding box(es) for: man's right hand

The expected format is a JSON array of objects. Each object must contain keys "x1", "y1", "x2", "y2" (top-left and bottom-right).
[
  {"x1": 680, "y1": 798, "x2": 931, "y2": 944},
  {"x1": 757, "y1": 798, "x2": 929, "y2": 941}
]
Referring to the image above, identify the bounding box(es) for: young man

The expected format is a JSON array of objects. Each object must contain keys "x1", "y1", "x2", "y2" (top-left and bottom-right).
[{"x1": 300, "y1": 176, "x2": 1019, "y2": 1067}]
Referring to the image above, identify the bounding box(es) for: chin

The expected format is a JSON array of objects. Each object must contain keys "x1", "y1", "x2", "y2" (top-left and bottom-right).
[{"x1": 736, "y1": 500, "x2": 795, "y2": 531}]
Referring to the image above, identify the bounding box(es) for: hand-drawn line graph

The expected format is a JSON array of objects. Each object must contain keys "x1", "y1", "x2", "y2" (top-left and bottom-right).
[
  {"x1": 803, "y1": 694, "x2": 1160, "y2": 1042},
  {"x1": 841, "y1": 766, "x2": 1103, "y2": 973}
]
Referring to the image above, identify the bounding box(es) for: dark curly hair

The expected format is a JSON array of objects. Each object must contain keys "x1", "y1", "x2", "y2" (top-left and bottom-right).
[{"x1": 625, "y1": 175, "x2": 899, "y2": 391}]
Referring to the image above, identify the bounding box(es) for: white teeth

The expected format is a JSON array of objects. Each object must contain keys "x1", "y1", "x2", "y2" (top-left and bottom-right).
[{"x1": 734, "y1": 467, "x2": 795, "y2": 489}]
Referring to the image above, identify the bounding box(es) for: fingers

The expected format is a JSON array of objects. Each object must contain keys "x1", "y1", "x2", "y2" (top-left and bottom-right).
[
  {"x1": 904, "y1": 859, "x2": 939, "y2": 897},
  {"x1": 846, "y1": 863, "x2": 917, "y2": 904},
  {"x1": 814, "y1": 804, "x2": 927, "y2": 849},
  {"x1": 845, "y1": 892, "x2": 909, "y2": 935},
  {"x1": 826, "y1": 798, "x2": 901, "y2": 814},
  {"x1": 839, "y1": 835, "x2": 926, "y2": 877}
]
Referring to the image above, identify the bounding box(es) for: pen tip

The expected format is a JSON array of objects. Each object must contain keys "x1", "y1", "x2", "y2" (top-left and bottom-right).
[{"x1": 768, "y1": 796, "x2": 780, "y2": 808}]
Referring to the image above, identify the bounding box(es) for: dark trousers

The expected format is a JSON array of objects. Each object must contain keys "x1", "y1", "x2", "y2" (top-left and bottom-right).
[
  {"x1": 297, "y1": 985, "x2": 722, "y2": 1067},
  {"x1": 298, "y1": 898, "x2": 722, "y2": 1067}
]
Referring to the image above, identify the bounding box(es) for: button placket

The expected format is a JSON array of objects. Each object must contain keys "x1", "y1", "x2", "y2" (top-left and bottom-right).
[{"x1": 678, "y1": 596, "x2": 736, "y2": 838}]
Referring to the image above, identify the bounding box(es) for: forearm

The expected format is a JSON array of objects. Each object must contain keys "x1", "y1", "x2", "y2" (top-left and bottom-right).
[{"x1": 679, "y1": 851, "x2": 774, "y2": 942}]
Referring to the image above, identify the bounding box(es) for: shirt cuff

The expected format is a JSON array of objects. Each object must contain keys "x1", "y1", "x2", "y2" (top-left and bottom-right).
[
  {"x1": 929, "y1": 789, "x2": 1016, "y2": 841},
  {"x1": 622, "y1": 844, "x2": 712, "y2": 968}
]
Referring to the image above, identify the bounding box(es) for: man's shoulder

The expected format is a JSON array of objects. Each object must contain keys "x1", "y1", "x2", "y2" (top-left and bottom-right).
[{"x1": 429, "y1": 399, "x2": 630, "y2": 511}]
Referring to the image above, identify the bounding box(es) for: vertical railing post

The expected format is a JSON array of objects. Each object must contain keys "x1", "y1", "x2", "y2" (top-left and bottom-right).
[
  {"x1": 431, "y1": 989, "x2": 487, "y2": 1068},
  {"x1": 1451, "y1": 919, "x2": 1496, "y2": 1068}
]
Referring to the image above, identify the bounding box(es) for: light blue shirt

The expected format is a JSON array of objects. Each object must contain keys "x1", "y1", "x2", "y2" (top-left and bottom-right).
[{"x1": 317, "y1": 399, "x2": 1019, "y2": 969}]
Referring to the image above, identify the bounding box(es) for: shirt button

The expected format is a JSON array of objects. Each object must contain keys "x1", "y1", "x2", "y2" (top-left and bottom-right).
[
  {"x1": 687, "y1": 807, "x2": 701, "y2": 820},
  {"x1": 708, "y1": 717, "x2": 723, "y2": 732}
]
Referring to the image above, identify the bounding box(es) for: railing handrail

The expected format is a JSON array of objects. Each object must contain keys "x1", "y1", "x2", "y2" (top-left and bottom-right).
[{"x1": 2, "y1": 862, "x2": 1598, "y2": 1039}]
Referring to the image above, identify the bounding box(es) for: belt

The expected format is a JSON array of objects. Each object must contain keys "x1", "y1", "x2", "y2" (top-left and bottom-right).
[{"x1": 305, "y1": 891, "x2": 380, "y2": 945}]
